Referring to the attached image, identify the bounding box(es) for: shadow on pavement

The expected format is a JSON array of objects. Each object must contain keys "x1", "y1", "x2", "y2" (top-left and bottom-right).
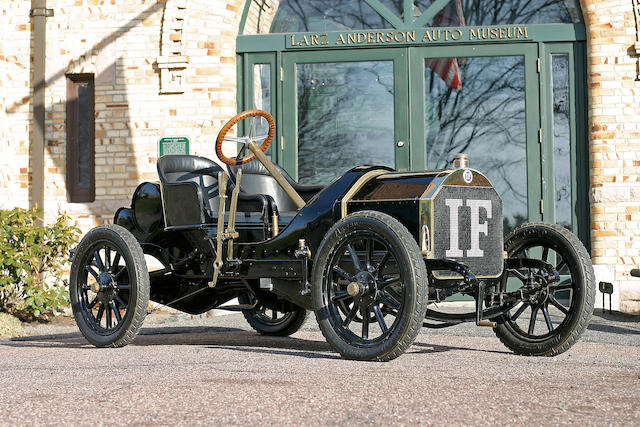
[
  {"x1": 591, "y1": 312, "x2": 640, "y2": 323},
  {"x1": 410, "y1": 341, "x2": 509, "y2": 355},
  {"x1": 2, "y1": 323, "x2": 502, "y2": 360},
  {"x1": 587, "y1": 312, "x2": 640, "y2": 336}
]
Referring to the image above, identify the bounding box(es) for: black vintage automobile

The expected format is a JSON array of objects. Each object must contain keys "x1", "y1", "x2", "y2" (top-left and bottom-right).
[{"x1": 69, "y1": 110, "x2": 595, "y2": 361}]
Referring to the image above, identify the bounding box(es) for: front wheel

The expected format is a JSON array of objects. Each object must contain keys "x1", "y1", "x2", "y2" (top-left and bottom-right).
[
  {"x1": 69, "y1": 225, "x2": 149, "y2": 348},
  {"x1": 494, "y1": 222, "x2": 595, "y2": 356},
  {"x1": 312, "y1": 211, "x2": 428, "y2": 361}
]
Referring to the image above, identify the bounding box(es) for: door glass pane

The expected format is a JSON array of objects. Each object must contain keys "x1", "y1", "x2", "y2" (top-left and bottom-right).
[
  {"x1": 424, "y1": 55, "x2": 527, "y2": 234},
  {"x1": 253, "y1": 64, "x2": 272, "y2": 156},
  {"x1": 552, "y1": 54, "x2": 572, "y2": 230},
  {"x1": 270, "y1": 0, "x2": 395, "y2": 33},
  {"x1": 297, "y1": 61, "x2": 395, "y2": 184},
  {"x1": 414, "y1": 0, "x2": 582, "y2": 25}
]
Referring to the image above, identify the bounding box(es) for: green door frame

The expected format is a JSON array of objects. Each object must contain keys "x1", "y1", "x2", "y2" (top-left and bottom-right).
[
  {"x1": 408, "y1": 43, "x2": 542, "y2": 223},
  {"x1": 539, "y1": 41, "x2": 589, "y2": 244},
  {"x1": 281, "y1": 48, "x2": 410, "y2": 180},
  {"x1": 236, "y1": 52, "x2": 279, "y2": 162},
  {"x1": 235, "y1": 2, "x2": 588, "y2": 242}
]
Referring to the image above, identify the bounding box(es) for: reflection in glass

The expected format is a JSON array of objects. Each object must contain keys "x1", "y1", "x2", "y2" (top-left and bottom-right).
[
  {"x1": 264, "y1": 0, "x2": 581, "y2": 34},
  {"x1": 253, "y1": 64, "x2": 272, "y2": 155},
  {"x1": 297, "y1": 61, "x2": 395, "y2": 184},
  {"x1": 552, "y1": 54, "x2": 572, "y2": 230},
  {"x1": 400, "y1": 0, "x2": 580, "y2": 26},
  {"x1": 424, "y1": 55, "x2": 527, "y2": 234},
  {"x1": 270, "y1": 0, "x2": 393, "y2": 33}
]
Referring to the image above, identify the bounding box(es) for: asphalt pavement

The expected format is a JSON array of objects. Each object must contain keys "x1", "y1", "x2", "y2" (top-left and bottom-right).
[{"x1": 0, "y1": 309, "x2": 638, "y2": 426}]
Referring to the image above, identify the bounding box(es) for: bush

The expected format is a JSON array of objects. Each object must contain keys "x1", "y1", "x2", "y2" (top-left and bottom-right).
[{"x1": 0, "y1": 208, "x2": 80, "y2": 321}]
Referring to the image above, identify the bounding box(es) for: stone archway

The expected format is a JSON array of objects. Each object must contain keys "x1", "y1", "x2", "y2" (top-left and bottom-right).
[{"x1": 579, "y1": 0, "x2": 640, "y2": 313}]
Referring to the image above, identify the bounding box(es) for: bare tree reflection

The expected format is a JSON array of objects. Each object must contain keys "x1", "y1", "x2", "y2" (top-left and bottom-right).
[
  {"x1": 296, "y1": 62, "x2": 395, "y2": 184},
  {"x1": 270, "y1": 0, "x2": 579, "y2": 33}
]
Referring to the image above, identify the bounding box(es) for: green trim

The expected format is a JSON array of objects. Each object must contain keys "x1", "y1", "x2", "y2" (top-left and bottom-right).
[
  {"x1": 238, "y1": 0, "x2": 252, "y2": 36},
  {"x1": 539, "y1": 42, "x2": 589, "y2": 246},
  {"x1": 403, "y1": 0, "x2": 414, "y2": 27},
  {"x1": 364, "y1": 0, "x2": 405, "y2": 29},
  {"x1": 238, "y1": 53, "x2": 279, "y2": 162},
  {"x1": 412, "y1": 0, "x2": 450, "y2": 28},
  {"x1": 236, "y1": 53, "x2": 243, "y2": 114},
  {"x1": 238, "y1": 23, "x2": 586, "y2": 52}
]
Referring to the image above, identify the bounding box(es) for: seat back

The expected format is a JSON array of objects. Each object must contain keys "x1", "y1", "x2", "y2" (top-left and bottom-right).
[
  {"x1": 157, "y1": 155, "x2": 227, "y2": 223},
  {"x1": 231, "y1": 161, "x2": 301, "y2": 212}
]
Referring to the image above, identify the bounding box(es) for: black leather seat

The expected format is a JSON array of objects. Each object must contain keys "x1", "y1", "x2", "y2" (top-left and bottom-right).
[
  {"x1": 230, "y1": 161, "x2": 324, "y2": 214},
  {"x1": 157, "y1": 155, "x2": 269, "y2": 227}
]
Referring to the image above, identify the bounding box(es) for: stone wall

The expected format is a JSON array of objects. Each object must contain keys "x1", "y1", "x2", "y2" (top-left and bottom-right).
[
  {"x1": 0, "y1": 1, "x2": 31, "y2": 210},
  {"x1": 581, "y1": 0, "x2": 640, "y2": 312},
  {"x1": 0, "y1": 0, "x2": 245, "y2": 230}
]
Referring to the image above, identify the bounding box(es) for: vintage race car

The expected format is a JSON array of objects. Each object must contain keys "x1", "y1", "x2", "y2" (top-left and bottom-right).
[{"x1": 69, "y1": 110, "x2": 595, "y2": 361}]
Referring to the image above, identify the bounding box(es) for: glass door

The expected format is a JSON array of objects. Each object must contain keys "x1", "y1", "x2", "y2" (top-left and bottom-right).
[
  {"x1": 240, "y1": 52, "x2": 278, "y2": 161},
  {"x1": 409, "y1": 43, "x2": 542, "y2": 234},
  {"x1": 282, "y1": 48, "x2": 409, "y2": 184},
  {"x1": 539, "y1": 42, "x2": 589, "y2": 243}
]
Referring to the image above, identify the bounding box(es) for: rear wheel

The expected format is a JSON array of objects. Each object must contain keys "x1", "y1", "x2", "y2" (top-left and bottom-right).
[
  {"x1": 494, "y1": 222, "x2": 595, "y2": 356},
  {"x1": 239, "y1": 294, "x2": 307, "y2": 336},
  {"x1": 312, "y1": 211, "x2": 428, "y2": 361},
  {"x1": 70, "y1": 225, "x2": 149, "y2": 348}
]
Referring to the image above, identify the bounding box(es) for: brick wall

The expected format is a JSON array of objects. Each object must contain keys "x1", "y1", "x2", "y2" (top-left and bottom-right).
[
  {"x1": 3, "y1": 0, "x2": 245, "y2": 231},
  {"x1": 0, "y1": 1, "x2": 31, "y2": 210},
  {"x1": 581, "y1": 0, "x2": 640, "y2": 313}
]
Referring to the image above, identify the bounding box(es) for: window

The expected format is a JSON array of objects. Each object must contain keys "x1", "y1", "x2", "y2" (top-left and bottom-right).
[
  {"x1": 66, "y1": 74, "x2": 95, "y2": 202},
  {"x1": 253, "y1": 0, "x2": 582, "y2": 34}
]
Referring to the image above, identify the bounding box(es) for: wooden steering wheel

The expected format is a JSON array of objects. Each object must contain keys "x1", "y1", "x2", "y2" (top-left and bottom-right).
[{"x1": 215, "y1": 109, "x2": 276, "y2": 166}]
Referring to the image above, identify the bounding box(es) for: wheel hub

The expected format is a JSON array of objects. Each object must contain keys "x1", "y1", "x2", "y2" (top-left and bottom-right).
[
  {"x1": 92, "y1": 272, "x2": 116, "y2": 299},
  {"x1": 350, "y1": 271, "x2": 377, "y2": 306}
]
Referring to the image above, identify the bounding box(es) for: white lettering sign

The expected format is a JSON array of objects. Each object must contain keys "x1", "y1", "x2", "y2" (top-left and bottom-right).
[
  {"x1": 445, "y1": 199, "x2": 463, "y2": 257},
  {"x1": 467, "y1": 199, "x2": 492, "y2": 257},
  {"x1": 445, "y1": 198, "x2": 493, "y2": 258}
]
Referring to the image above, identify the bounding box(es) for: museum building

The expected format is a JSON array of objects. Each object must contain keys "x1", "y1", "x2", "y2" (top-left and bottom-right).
[{"x1": 0, "y1": 0, "x2": 639, "y2": 312}]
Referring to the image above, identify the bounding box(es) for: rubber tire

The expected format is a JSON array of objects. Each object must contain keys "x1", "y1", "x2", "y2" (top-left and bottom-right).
[
  {"x1": 494, "y1": 222, "x2": 595, "y2": 356},
  {"x1": 312, "y1": 211, "x2": 428, "y2": 361},
  {"x1": 238, "y1": 295, "x2": 307, "y2": 337},
  {"x1": 70, "y1": 224, "x2": 149, "y2": 348}
]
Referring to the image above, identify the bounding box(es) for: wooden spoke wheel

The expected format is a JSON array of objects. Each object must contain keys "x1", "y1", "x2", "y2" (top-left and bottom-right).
[
  {"x1": 312, "y1": 211, "x2": 428, "y2": 361},
  {"x1": 215, "y1": 109, "x2": 275, "y2": 166},
  {"x1": 69, "y1": 225, "x2": 149, "y2": 348},
  {"x1": 495, "y1": 222, "x2": 595, "y2": 356}
]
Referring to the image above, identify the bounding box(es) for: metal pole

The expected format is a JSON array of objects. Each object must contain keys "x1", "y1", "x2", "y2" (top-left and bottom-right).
[{"x1": 30, "y1": 1, "x2": 51, "y2": 225}]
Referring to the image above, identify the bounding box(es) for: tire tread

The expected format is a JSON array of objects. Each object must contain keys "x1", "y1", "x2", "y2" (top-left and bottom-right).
[{"x1": 495, "y1": 222, "x2": 595, "y2": 356}]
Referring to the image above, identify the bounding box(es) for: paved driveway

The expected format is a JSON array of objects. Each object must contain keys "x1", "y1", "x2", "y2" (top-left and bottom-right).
[{"x1": 1, "y1": 311, "x2": 638, "y2": 425}]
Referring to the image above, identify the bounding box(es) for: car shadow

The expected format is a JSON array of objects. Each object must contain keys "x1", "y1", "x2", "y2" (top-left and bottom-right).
[
  {"x1": 409, "y1": 341, "x2": 510, "y2": 356},
  {"x1": 2, "y1": 324, "x2": 499, "y2": 359}
]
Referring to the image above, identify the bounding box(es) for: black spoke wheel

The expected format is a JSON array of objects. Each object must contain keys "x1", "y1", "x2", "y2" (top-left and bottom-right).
[
  {"x1": 495, "y1": 222, "x2": 595, "y2": 356},
  {"x1": 70, "y1": 225, "x2": 149, "y2": 348},
  {"x1": 238, "y1": 294, "x2": 307, "y2": 336},
  {"x1": 312, "y1": 211, "x2": 428, "y2": 361}
]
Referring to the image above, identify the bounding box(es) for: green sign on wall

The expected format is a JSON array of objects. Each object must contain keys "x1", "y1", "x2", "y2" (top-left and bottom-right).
[{"x1": 158, "y1": 136, "x2": 189, "y2": 156}]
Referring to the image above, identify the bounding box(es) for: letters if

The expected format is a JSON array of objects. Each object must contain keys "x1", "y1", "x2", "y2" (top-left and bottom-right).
[
  {"x1": 445, "y1": 199, "x2": 463, "y2": 257},
  {"x1": 467, "y1": 199, "x2": 492, "y2": 257},
  {"x1": 445, "y1": 198, "x2": 492, "y2": 258}
]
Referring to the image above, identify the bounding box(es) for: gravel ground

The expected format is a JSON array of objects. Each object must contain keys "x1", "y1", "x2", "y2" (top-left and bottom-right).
[{"x1": 1, "y1": 310, "x2": 638, "y2": 426}]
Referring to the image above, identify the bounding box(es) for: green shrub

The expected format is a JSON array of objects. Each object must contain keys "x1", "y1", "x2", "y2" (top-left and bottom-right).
[{"x1": 0, "y1": 208, "x2": 80, "y2": 321}]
